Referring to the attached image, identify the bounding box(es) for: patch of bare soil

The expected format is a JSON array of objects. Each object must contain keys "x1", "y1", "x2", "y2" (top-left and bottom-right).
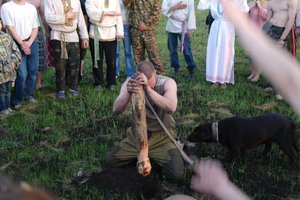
[{"x1": 86, "y1": 164, "x2": 160, "y2": 199}]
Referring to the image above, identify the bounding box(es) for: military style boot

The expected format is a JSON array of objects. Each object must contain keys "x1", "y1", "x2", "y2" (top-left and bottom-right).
[
  {"x1": 187, "y1": 68, "x2": 195, "y2": 80},
  {"x1": 171, "y1": 67, "x2": 179, "y2": 78}
]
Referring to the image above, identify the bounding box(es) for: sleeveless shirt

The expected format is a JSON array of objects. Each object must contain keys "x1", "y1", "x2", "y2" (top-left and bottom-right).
[{"x1": 146, "y1": 75, "x2": 176, "y2": 131}]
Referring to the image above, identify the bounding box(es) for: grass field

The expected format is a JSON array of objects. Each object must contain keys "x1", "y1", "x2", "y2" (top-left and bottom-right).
[{"x1": 1, "y1": 5, "x2": 300, "y2": 200}]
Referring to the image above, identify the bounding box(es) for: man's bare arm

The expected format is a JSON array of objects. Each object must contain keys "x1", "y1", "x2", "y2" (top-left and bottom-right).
[
  {"x1": 280, "y1": 0, "x2": 297, "y2": 40},
  {"x1": 113, "y1": 79, "x2": 132, "y2": 115},
  {"x1": 27, "y1": 27, "x2": 38, "y2": 46},
  {"x1": 221, "y1": 0, "x2": 300, "y2": 116},
  {"x1": 146, "y1": 79, "x2": 177, "y2": 114}
]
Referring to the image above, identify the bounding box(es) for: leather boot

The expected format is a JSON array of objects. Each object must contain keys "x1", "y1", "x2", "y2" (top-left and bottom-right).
[
  {"x1": 187, "y1": 68, "x2": 195, "y2": 80},
  {"x1": 171, "y1": 67, "x2": 179, "y2": 78}
]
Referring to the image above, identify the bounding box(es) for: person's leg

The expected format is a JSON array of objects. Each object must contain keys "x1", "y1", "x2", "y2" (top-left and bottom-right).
[
  {"x1": 51, "y1": 40, "x2": 67, "y2": 93},
  {"x1": 104, "y1": 40, "x2": 117, "y2": 89},
  {"x1": 144, "y1": 30, "x2": 164, "y2": 74},
  {"x1": 148, "y1": 131, "x2": 185, "y2": 181},
  {"x1": 247, "y1": 57, "x2": 255, "y2": 80},
  {"x1": 106, "y1": 127, "x2": 138, "y2": 167},
  {"x1": 116, "y1": 40, "x2": 121, "y2": 77},
  {"x1": 182, "y1": 34, "x2": 196, "y2": 79},
  {"x1": 251, "y1": 64, "x2": 260, "y2": 82},
  {"x1": 36, "y1": 72, "x2": 42, "y2": 90},
  {"x1": 90, "y1": 38, "x2": 104, "y2": 87},
  {"x1": 12, "y1": 53, "x2": 27, "y2": 106},
  {"x1": 123, "y1": 25, "x2": 135, "y2": 77},
  {"x1": 78, "y1": 43, "x2": 87, "y2": 83},
  {"x1": 5, "y1": 82, "x2": 11, "y2": 110},
  {"x1": 268, "y1": 27, "x2": 285, "y2": 99},
  {"x1": 25, "y1": 41, "x2": 39, "y2": 100},
  {"x1": 131, "y1": 28, "x2": 146, "y2": 66},
  {"x1": 66, "y1": 42, "x2": 80, "y2": 91},
  {"x1": 167, "y1": 32, "x2": 180, "y2": 77},
  {"x1": 36, "y1": 27, "x2": 47, "y2": 90},
  {"x1": 0, "y1": 82, "x2": 7, "y2": 111}
]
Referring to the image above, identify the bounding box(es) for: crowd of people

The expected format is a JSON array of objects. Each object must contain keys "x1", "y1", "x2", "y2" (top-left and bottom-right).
[
  {"x1": 1, "y1": 0, "x2": 300, "y2": 199},
  {"x1": 0, "y1": 0, "x2": 299, "y2": 115}
]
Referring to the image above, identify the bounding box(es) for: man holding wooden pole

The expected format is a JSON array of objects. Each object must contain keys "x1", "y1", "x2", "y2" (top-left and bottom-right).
[{"x1": 106, "y1": 61, "x2": 184, "y2": 181}]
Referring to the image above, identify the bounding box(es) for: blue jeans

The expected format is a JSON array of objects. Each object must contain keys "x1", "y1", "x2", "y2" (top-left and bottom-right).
[
  {"x1": 12, "y1": 41, "x2": 39, "y2": 106},
  {"x1": 167, "y1": 32, "x2": 196, "y2": 69},
  {"x1": 116, "y1": 25, "x2": 134, "y2": 78},
  {"x1": 0, "y1": 81, "x2": 11, "y2": 111}
]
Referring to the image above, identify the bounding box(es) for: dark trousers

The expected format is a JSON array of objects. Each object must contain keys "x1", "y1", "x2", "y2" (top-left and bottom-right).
[
  {"x1": 0, "y1": 81, "x2": 11, "y2": 111},
  {"x1": 51, "y1": 40, "x2": 80, "y2": 92},
  {"x1": 89, "y1": 39, "x2": 117, "y2": 87}
]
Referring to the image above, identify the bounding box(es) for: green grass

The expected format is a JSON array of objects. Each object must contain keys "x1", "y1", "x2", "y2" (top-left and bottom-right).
[{"x1": 1, "y1": 6, "x2": 300, "y2": 200}]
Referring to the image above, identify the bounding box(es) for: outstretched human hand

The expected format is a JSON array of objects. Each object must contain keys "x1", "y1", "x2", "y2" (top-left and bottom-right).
[
  {"x1": 191, "y1": 159, "x2": 228, "y2": 195},
  {"x1": 190, "y1": 159, "x2": 251, "y2": 200}
]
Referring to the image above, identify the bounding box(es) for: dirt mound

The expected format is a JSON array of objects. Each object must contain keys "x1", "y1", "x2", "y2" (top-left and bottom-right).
[{"x1": 87, "y1": 165, "x2": 160, "y2": 199}]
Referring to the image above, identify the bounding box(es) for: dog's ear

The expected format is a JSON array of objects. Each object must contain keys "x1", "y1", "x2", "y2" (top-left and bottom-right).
[{"x1": 186, "y1": 124, "x2": 201, "y2": 142}]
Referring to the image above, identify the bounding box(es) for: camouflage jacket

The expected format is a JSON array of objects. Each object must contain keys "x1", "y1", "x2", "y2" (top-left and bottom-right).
[
  {"x1": 0, "y1": 31, "x2": 21, "y2": 84},
  {"x1": 123, "y1": 0, "x2": 161, "y2": 30}
]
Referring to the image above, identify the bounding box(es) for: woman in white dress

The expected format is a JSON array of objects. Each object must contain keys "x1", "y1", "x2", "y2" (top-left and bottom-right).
[{"x1": 198, "y1": 0, "x2": 249, "y2": 88}]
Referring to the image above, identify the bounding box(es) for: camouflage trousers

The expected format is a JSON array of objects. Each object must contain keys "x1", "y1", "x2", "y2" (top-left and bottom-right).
[
  {"x1": 51, "y1": 40, "x2": 80, "y2": 92},
  {"x1": 130, "y1": 28, "x2": 164, "y2": 74},
  {"x1": 106, "y1": 127, "x2": 185, "y2": 181}
]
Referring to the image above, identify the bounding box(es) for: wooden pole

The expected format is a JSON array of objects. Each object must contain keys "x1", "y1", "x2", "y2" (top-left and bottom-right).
[{"x1": 132, "y1": 82, "x2": 151, "y2": 176}]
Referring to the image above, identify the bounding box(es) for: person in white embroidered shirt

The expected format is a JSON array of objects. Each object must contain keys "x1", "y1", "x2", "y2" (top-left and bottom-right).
[
  {"x1": 44, "y1": 0, "x2": 89, "y2": 99},
  {"x1": 162, "y1": 0, "x2": 197, "y2": 80},
  {"x1": 85, "y1": 0, "x2": 124, "y2": 91}
]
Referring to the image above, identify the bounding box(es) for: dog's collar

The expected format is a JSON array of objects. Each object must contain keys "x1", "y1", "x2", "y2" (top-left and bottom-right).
[{"x1": 212, "y1": 122, "x2": 219, "y2": 142}]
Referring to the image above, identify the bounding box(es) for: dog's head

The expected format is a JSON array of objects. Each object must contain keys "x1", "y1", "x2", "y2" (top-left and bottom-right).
[{"x1": 187, "y1": 123, "x2": 215, "y2": 143}]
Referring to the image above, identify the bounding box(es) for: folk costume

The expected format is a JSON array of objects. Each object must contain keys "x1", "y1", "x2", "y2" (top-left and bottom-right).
[
  {"x1": 85, "y1": 0, "x2": 123, "y2": 89},
  {"x1": 162, "y1": 0, "x2": 197, "y2": 78},
  {"x1": 198, "y1": 0, "x2": 249, "y2": 85},
  {"x1": 44, "y1": 0, "x2": 88, "y2": 96}
]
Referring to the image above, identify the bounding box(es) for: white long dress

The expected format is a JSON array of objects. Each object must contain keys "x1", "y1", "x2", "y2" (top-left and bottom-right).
[{"x1": 198, "y1": 0, "x2": 249, "y2": 84}]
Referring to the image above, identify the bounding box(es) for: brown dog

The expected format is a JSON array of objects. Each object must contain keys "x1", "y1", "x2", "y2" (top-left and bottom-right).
[{"x1": 187, "y1": 113, "x2": 298, "y2": 162}]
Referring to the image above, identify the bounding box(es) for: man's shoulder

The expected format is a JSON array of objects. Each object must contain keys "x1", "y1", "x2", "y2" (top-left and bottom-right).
[
  {"x1": 25, "y1": 2, "x2": 37, "y2": 9},
  {"x1": 157, "y1": 75, "x2": 176, "y2": 87},
  {"x1": 288, "y1": 0, "x2": 297, "y2": 6}
]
